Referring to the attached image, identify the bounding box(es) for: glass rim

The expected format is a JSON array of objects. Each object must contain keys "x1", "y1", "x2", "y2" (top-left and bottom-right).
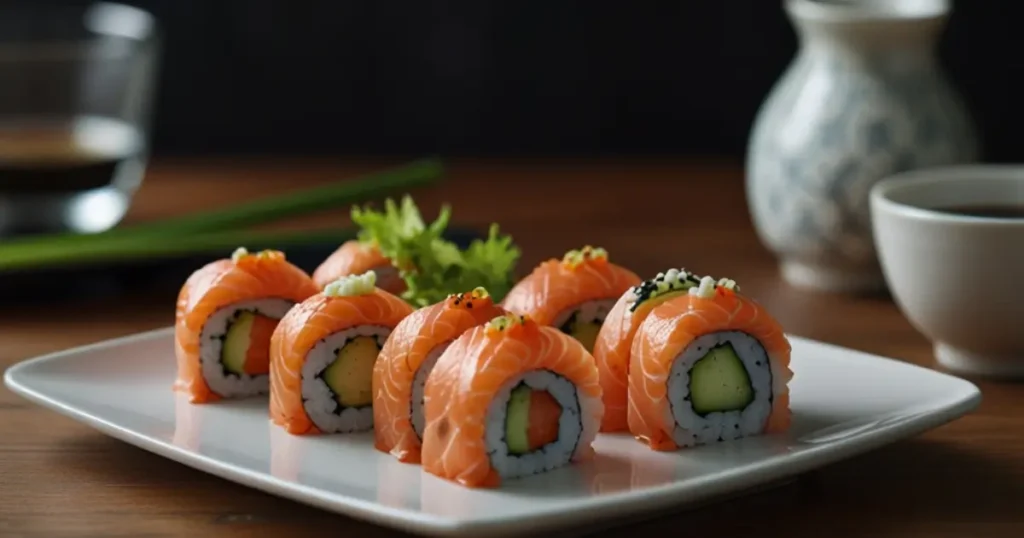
[{"x1": 0, "y1": 2, "x2": 159, "y2": 60}]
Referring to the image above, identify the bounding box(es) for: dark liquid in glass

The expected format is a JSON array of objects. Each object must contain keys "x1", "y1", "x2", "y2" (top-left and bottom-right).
[{"x1": 0, "y1": 116, "x2": 143, "y2": 195}]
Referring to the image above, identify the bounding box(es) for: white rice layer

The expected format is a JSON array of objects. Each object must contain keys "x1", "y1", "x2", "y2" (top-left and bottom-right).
[
  {"x1": 667, "y1": 330, "x2": 775, "y2": 447},
  {"x1": 198, "y1": 298, "x2": 296, "y2": 399},
  {"x1": 484, "y1": 370, "x2": 583, "y2": 481},
  {"x1": 301, "y1": 325, "x2": 391, "y2": 433},
  {"x1": 410, "y1": 341, "x2": 451, "y2": 440},
  {"x1": 551, "y1": 299, "x2": 616, "y2": 330}
]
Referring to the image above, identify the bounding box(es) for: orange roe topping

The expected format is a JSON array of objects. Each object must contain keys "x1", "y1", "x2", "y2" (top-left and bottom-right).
[
  {"x1": 447, "y1": 287, "x2": 492, "y2": 310},
  {"x1": 231, "y1": 247, "x2": 286, "y2": 267},
  {"x1": 560, "y1": 245, "x2": 608, "y2": 270},
  {"x1": 485, "y1": 313, "x2": 536, "y2": 337}
]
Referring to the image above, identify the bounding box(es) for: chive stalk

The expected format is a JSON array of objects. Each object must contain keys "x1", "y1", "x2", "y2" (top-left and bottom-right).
[
  {"x1": 0, "y1": 158, "x2": 443, "y2": 251},
  {"x1": 0, "y1": 158, "x2": 443, "y2": 271},
  {"x1": 0, "y1": 228, "x2": 356, "y2": 272}
]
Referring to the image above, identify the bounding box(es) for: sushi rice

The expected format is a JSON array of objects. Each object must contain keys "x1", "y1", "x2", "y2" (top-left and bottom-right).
[
  {"x1": 410, "y1": 342, "x2": 451, "y2": 439},
  {"x1": 484, "y1": 370, "x2": 588, "y2": 480},
  {"x1": 301, "y1": 325, "x2": 392, "y2": 433},
  {"x1": 551, "y1": 299, "x2": 616, "y2": 329},
  {"x1": 199, "y1": 298, "x2": 295, "y2": 398},
  {"x1": 667, "y1": 330, "x2": 781, "y2": 447}
]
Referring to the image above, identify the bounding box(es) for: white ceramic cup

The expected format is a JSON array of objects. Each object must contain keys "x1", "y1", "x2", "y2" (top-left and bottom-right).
[{"x1": 871, "y1": 165, "x2": 1024, "y2": 378}]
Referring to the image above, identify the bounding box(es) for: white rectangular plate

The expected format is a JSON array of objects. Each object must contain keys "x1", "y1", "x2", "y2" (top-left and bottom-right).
[{"x1": 4, "y1": 328, "x2": 980, "y2": 536}]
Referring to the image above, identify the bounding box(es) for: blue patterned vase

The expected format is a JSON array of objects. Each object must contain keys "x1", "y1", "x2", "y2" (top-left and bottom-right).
[{"x1": 746, "y1": 0, "x2": 979, "y2": 293}]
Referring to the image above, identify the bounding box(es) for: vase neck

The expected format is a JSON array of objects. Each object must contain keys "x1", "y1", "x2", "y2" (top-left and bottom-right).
[{"x1": 787, "y1": 0, "x2": 950, "y2": 61}]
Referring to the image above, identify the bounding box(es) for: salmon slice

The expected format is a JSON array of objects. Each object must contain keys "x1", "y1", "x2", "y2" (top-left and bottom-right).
[
  {"x1": 174, "y1": 249, "x2": 320, "y2": 403},
  {"x1": 242, "y1": 314, "x2": 279, "y2": 375},
  {"x1": 270, "y1": 280, "x2": 414, "y2": 435},
  {"x1": 627, "y1": 282, "x2": 793, "y2": 451},
  {"x1": 592, "y1": 270, "x2": 699, "y2": 432},
  {"x1": 501, "y1": 246, "x2": 641, "y2": 351},
  {"x1": 373, "y1": 287, "x2": 506, "y2": 463},
  {"x1": 526, "y1": 390, "x2": 562, "y2": 449},
  {"x1": 312, "y1": 240, "x2": 407, "y2": 295},
  {"x1": 421, "y1": 314, "x2": 604, "y2": 488}
]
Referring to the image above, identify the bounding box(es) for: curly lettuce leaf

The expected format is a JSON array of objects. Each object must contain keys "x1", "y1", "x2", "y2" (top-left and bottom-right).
[
  {"x1": 349, "y1": 196, "x2": 520, "y2": 307},
  {"x1": 352, "y1": 195, "x2": 437, "y2": 246},
  {"x1": 458, "y1": 224, "x2": 520, "y2": 301}
]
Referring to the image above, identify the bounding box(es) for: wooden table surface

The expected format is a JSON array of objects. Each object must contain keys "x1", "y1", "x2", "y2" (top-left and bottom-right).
[{"x1": 1, "y1": 159, "x2": 1020, "y2": 537}]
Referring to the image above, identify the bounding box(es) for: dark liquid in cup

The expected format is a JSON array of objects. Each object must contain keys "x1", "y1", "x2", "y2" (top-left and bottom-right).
[
  {"x1": 0, "y1": 116, "x2": 143, "y2": 195},
  {"x1": 934, "y1": 204, "x2": 1024, "y2": 219}
]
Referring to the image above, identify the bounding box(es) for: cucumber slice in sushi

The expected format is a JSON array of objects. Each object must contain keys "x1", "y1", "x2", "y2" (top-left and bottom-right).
[{"x1": 689, "y1": 343, "x2": 755, "y2": 415}]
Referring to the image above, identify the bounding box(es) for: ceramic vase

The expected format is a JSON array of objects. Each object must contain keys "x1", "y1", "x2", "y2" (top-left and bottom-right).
[{"x1": 746, "y1": 0, "x2": 979, "y2": 293}]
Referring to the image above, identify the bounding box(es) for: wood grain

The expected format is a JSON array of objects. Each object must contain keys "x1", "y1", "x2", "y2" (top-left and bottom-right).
[{"x1": 1, "y1": 159, "x2": 1020, "y2": 538}]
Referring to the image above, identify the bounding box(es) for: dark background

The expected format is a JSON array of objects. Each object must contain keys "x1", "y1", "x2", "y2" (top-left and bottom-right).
[{"x1": 86, "y1": 1, "x2": 1024, "y2": 159}]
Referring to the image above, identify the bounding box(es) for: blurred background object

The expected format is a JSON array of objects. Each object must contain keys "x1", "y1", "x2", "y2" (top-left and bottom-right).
[
  {"x1": 44, "y1": 0, "x2": 1011, "y2": 160},
  {"x1": 0, "y1": 1, "x2": 159, "y2": 235},
  {"x1": 746, "y1": 0, "x2": 978, "y2": 294},
  {"x1": 0, "y1": 0, "x2": 1014, "y2": 299}
]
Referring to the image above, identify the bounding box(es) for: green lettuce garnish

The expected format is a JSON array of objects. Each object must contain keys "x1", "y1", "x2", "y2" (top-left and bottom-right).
[{"x1": 351, "y1": 196, "x2": 520, "y2": 307}]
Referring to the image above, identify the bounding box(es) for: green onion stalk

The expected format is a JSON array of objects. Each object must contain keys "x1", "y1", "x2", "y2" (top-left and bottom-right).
[{"x1": 0, "y1": 159, "x2": 443, "y2": 271}]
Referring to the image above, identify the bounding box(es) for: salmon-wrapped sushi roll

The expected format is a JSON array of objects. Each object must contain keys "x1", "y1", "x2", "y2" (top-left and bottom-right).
[
  {"x1": 311, "y1": 240, "x2": 406, "y2": 295},
  {"x1": 311, "y1": 196, "x2": 445, "y2": 295},
  {"x1": 593, "y1": 268, "x2": 704, "y2": 432},
  {"x1": 373, "y1": 287, "x2": 506, "y2": 463},
  {"x1": 502, "y1": 246, "x2": 641, "y2": 353},
  {"x1": 174, "y1": 248, "x2": 319, "y2": 403},
  {"x1": 270, "y1": 271, "x2": 414, "y2": 435},
  {"x1": 421, "y1": 313, "x2": 603, "y2": 488},
  {"x1": 628, "y1": 276, "x2": 793, "y2": 450}
]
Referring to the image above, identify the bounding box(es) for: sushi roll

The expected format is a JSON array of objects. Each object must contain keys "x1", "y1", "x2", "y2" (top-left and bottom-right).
[
  {"x1": 311, "y1": 240, "x2": 406, "y2": 296},
  {"x1": 311, "y1": 196, "x2": 447, "y2": 295},
  {"x1": 502, "y1": 246, "x2": 641, "y2": 353},
  {"x1": 421, "y1": 313, "x2": 603, "y2": 488},
  {"x1": 373, "y1": 287, "x2": 506, "y2": 463},
  {"x1": 174, "y1": 247, "x2": 319, "y2": 403},
  {"x1": 270, "y1": 271, "x2": 414, "y2": 435},
  {"x1": 593, "y1": 268, "x2": 705, "y2": 432},
  {"x1": 628, "y1": 276, "x2": 793, "y2": 450}
]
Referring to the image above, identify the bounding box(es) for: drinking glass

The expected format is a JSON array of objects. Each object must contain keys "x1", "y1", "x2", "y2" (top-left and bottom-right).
[{"x1": 0, "y1": 2, "x2": 160, "y2": 236}]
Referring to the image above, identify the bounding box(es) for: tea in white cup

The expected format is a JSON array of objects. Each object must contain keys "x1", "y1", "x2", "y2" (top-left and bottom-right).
[{"x1": 871, "y1": 165, "x2": 1024, "y2": 378}]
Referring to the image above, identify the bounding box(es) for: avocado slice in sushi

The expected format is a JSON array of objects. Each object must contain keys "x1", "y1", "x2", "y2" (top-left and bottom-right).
[
  {"x1": 505, "y1": 385, "x2": 532, "y2": 453},
  {"x1": 560, "y1": 313, "x2": 602, "y2": 353},
  {"x1": 689, "y1": 343, "x2": 755, "y2": 415},
  {"x1": 222, "y1": 311, "x2": 257, "y2": 375},
  {"x1": 505, "y1": 383, "x2": 563, "y2": 455},
  {"x1": 323, "y1": 336, "x2": 380, "y2": 408}
]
